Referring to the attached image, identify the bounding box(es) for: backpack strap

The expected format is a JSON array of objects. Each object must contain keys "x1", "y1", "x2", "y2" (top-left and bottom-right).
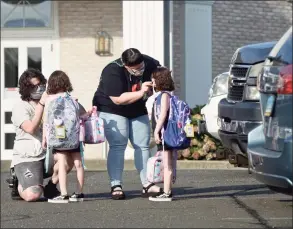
[{"x1": 154, "y1": 91, "x2": 172, "y2": 150}]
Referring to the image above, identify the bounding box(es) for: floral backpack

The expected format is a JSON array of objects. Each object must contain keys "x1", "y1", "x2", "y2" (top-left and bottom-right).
[{"x1": 46, "y1": 93, "x2": 80, "y2": 150}]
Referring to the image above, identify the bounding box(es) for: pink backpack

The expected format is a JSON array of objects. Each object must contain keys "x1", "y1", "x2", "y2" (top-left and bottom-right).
[
  {"x1": 80, "y1": 106, "x2": 105, "y2": 144},
  {"x1": 147, "y1": 151, "x2": 177, "y2": 184}
]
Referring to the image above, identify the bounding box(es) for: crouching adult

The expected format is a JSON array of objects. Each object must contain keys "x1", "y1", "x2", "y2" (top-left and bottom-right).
[{"x1": 11, "y1": 68, "x2": 73, "y2": 202}]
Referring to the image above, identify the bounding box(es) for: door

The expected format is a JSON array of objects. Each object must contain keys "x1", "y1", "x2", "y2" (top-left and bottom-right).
[{"x1": 1, "y1": 39, "x2": 58, "y2": 160}]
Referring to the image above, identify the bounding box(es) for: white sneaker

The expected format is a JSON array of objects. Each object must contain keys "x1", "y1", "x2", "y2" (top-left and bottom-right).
[
  {"x1": 69, "y1": 193, "x2": 84, "y2": 202},
  {"x1": 149, "y1": 192, "x2": 173, "y2": 202},
  {"x1": 48, "y1": 195, "x2": 69, "y2": 203}
]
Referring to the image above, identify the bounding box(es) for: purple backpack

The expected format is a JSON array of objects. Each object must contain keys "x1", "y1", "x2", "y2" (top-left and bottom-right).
[{"x1": 155, "y1": 92, "x2": 191, "y2": 149}]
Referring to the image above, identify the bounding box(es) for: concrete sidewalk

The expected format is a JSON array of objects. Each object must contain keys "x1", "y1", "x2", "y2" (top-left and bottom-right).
[{"x1": 1, "y1": 159, "x2": 242, "y2": 172}]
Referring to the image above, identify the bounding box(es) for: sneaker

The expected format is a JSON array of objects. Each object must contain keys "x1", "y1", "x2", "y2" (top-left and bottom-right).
[
  {"x1": 48, "y1": 195, "x2": 69, "y2": 203},
  {"x1": 44, "y1": 180, "x2": 61, "y2": 199},
  {"x1": 149, "y1": 192, "x2": 173, "y2": 202},
  {"x1": 9, "y1": 175, "x2": 21, "y2": 200},
  {"x1": 69, "y1": 193, "x2": 84, "y2": 202},
  {"x1": 11, "y1": 187, "x2": 22, "y2": 200},
  {"x1": 6, "y1": 168, "x2": 17, "y2": 189},
  {"x1": 6, "y1": 177, "x2": 14, "y2": 188}
]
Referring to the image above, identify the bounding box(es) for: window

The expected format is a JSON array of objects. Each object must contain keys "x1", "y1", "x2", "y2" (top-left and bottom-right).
[
  {"x1": 276, "y1": 34, "x2": 292, "y2": 65},
  {"x1": 28, "y1": 47, "x2": 42, "y2": 71},
  {"x1": 4, "y1": 48, "x2": 18, "y2": 88},
  {"x1": 5, "y1": 112, "x2": 12, "y2": 124},
  {"x1": 273, "y1": 33, "x2": 292, "y2": 66},
  {"x1": 5, "y1": 133, "x2": 16, "y2": 150},
  {"x1": 1, "y1": 0, "x2": 52, "y2": 28}
]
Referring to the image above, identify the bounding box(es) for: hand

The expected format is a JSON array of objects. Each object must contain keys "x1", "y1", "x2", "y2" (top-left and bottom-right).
[
  {"x1": 86, "y1": 109, "x2": 93, "y2": 116},
  {"x1": 154, "y1": 131, "x2": 161, "y2": 144},
  {"x1": 140, "y1": 81, "x2": 153, "y2": 93},
  {"x1": 40, "y1": 91, "x2": 48, "y2": 104},
  {"x1": 42, "y1": 139, "x2": 47, "y2": 150}
]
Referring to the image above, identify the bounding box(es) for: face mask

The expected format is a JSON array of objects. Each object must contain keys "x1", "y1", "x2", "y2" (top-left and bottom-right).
[
  {"x1": 30, "y1": 85, "x2": 46, "y2": 100},
  {"x1": 127, "y1": 62, "x2": 145, "y2": 76}
]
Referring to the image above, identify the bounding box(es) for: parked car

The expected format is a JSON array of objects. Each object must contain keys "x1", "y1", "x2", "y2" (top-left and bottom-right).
[
  {"x1": 247, "y1": 27, "x2": 292, "y2": 194},
  {"x1": 218, "y1": 41, "x2": 277, "y2": 167},
  {"x1": 200, "y1": 72, "x2": 229, "y2": 140}
]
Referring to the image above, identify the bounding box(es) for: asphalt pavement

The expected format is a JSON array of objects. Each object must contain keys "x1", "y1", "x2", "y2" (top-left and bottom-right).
[{"x1": 1, "y1": 170, "x2": 292, "y2": 228}]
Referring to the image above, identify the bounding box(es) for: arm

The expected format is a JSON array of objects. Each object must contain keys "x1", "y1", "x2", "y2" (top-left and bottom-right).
[
  {"x1": 110, "y1": 90, "x2": 144, "y2": 105},
  {"x1": 78, "y1": 102, "x2": 93, "y2": 119},
  {"x1": 18, "y1": 94, "x2": 47, "y2": 135},
  {"x1": 154, "y1": 93, "x2": 170, "y2": 134},
  {"x1": 110, "y1": 81, "x2": 153, "y2": 105},
  {"x1": 42, "y1": 105, "x2": 48, "y2": 148},
  {"x1": 99, "y1": 64, "x2": 153, "y2": 106}
]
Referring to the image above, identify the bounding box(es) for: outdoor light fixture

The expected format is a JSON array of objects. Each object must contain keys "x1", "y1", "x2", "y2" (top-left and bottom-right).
[{"x1": 95, "y1": 31, "x2": 113, "y2": 56}]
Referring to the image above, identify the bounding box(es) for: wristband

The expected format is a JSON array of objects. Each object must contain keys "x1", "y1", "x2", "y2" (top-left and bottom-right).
[{"x1": 39, "y1": 102, "x2": 45, "y2": 107}]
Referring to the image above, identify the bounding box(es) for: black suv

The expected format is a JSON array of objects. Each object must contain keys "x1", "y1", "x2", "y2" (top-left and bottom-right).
[{"x1": 218, "y1": 41, "x2": 276, "y2": 166}]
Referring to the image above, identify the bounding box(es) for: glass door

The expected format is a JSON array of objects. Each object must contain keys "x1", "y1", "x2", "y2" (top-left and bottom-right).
[{"x1": 1, "y1": 39, "x2": 58, "y2": 160}]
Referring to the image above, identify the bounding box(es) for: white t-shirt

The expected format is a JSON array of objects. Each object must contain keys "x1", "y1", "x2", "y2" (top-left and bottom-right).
[
  {"x1": 145, "y1": 92, "x2": 160, "y2": 120},
  {"x1": 11, "y1": 100, "x2": 45, "y2": 166}
]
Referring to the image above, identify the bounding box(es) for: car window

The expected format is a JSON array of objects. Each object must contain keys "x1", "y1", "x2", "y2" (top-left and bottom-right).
[{"x1": 272, "y1": 33, "x2": 292, "y2": 65}]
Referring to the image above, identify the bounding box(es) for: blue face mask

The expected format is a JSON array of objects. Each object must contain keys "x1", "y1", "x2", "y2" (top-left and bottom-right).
[{"x1": 30, "y1": 85, "x2": 46, "y2": 100}]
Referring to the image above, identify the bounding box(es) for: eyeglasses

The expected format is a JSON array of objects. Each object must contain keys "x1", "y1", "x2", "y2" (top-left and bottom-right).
[{"x1": 128, "y1": 62, "x2": 145, "y2": 76}]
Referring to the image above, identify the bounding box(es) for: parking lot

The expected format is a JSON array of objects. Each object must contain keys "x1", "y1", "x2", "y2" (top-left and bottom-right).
[{"x1": 1, "y1": 169, "x2": 292, "y2": 228}]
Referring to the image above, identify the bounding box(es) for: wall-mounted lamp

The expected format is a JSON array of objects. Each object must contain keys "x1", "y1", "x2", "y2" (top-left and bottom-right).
[{"x1": 95, "y1": 31, "x2": 113, "y2": 56}]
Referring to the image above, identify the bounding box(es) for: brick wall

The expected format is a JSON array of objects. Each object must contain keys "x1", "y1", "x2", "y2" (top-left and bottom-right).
[
  {"x1": 58, "y1": 0, "x2": 123, "y2": 159},
  {"x1": 172, "y1": 1, "x2": 185, "y2": 97},
  {"x1": 212, "y1": 0, "x2": 292, "y2": 77}
]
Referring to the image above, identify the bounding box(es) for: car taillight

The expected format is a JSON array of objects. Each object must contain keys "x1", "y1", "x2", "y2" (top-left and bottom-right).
[
  {"x1": 257, "y1": 65, "x2": 293, "y2": 94},
  {"x1": 277, "y1": 65, "x2": 292, "y2": 94}
]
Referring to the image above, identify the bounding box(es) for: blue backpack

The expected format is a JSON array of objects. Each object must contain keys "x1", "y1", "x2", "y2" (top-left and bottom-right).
[{"x1": 154, "y1": 92, "x2": 191, "y2": 150}]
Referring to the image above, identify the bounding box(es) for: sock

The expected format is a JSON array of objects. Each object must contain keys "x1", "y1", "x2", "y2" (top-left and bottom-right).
[{"x1": 165, "y1": 190, "x2": 171, "y2": 195}]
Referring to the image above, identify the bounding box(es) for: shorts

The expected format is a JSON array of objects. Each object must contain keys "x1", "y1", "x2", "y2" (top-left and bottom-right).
[
  {"x1": 14, "y1": 160, "x2": 44, "y2": 190},
  {"x1": 52, "y1": 145, "x2": 81, "y2": 154},
  {"x1": 156, "y1": 132, "x2": 173, "y2": 151},
  {"x1": 157, "y1": 143, "x2": 173, "y2": 151}
]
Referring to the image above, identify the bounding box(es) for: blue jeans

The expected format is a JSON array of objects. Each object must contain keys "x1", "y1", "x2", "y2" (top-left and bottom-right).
[{"x1": 99, "y1": 112, "x2": 151, "y2": 187}]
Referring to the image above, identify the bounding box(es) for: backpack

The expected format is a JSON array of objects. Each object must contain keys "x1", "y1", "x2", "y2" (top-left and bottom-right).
[
  {"x1": 154, "y1": 92, "x2": 191, "y2": 150},
  {"x1": 147, "y1": 151, "x2": 177, "y2": 184},
  {"x1": 46, "y1": 93, "x2": 80, "y2": 150}
]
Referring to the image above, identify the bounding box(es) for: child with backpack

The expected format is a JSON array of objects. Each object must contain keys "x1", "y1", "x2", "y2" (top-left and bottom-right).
[
  {"x1": 149, "y1": 67, "x2": 192, "y2": 202},
  {"x1": 42, "y1": 70, "x2": 92, "y2": 203}
]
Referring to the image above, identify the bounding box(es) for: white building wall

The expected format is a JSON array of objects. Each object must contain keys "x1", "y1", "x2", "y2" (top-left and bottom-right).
[
  {"x1": 123, "y1": 1, "x2": 165, "y2": 159},
  {"x1": 123, "y1": 1, "x2": 165, "y2": 66}
]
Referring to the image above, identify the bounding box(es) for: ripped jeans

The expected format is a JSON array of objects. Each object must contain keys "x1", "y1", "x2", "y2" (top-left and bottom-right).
[{"x1": 99, "y1": 112, "x2": 151, "y2": 187}]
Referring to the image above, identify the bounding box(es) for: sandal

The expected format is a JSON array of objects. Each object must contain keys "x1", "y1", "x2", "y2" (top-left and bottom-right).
[
  {"x1": 142, "y1": 183, "x2": 163, "y2": 198},
  {"x1": 111, "y1": 185, "x2": 126, "y2": 200}
]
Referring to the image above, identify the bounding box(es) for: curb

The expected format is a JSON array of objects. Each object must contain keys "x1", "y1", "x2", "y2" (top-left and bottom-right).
[{"x1": 1, "y1": 159, "x2": 244, "y2": 172}]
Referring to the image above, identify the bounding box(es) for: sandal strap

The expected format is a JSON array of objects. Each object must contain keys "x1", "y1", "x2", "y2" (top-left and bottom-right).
[
  {"x1": 111, "y1": 185, "x2": 123, "y2": 193},
  {"x1": 142, "y1": 183, "x2": 155, "y2": 192}
]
